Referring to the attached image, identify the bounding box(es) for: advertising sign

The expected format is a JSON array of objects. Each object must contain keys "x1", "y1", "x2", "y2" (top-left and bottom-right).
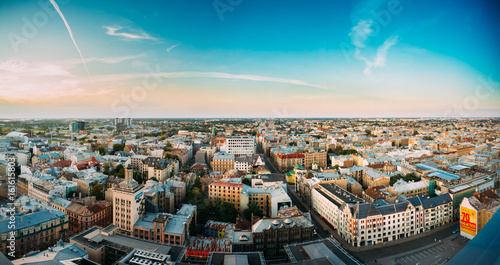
[{"x1": 460, "y1": 206, "x2": 477, "y2": 237}]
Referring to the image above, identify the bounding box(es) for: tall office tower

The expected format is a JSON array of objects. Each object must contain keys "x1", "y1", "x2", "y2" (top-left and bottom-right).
[
  {"x1": 226, "y1": 136, "x2": 256, "y2": 156},
  {"x1": 111, "y1": 165, "x2": 145, "y2": 235}
]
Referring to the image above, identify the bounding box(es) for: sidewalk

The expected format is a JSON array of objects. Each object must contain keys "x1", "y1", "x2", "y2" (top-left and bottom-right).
[{"x1": 287, "y1": 184, "x2": 459, "y2": 263}]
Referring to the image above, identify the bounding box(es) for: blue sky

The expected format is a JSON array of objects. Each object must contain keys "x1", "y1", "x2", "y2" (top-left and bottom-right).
[{"x1": 0, "y1": 0, "x2": 499, "y2": 118}]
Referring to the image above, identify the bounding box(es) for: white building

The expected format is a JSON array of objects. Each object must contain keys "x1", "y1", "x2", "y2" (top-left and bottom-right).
[
  {"x1": 241, "y1": 184, "x2": 292, "y2": 217},
  {"x1": 226, "y1": 136, "x2": 256, "y2": 156},
  {"x1": 0, "y1": 151, "x2": 31, "y2": 165},
  {"x1": 112, "y1": 165, "x2": 145, "y2": 235},
  {"x1": 312, "y1": 182, "x2": 453, "y2": 247},
  {"x1": 27, "y1": 177, "x2": 78, "y2": 204},
  {"x1": 235, "y1": 155, "x2": 264, "y2": 172}
]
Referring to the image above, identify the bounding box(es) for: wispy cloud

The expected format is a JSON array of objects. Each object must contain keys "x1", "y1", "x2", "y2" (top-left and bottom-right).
[
  {"x1": 0, "y1": 60, "x2": 109, "y2": 101},
  {"x1": 104, "y1": 26, "x2": 156, "y2": 40},
  {"x1": 349, "y1": 20, "x2": 373, "y2": 48},
  {"x1": 0, "y1": 58, "x2": 329, "y2": 101},
  {"x1": 349, "y1": 20, "x2": 398, "y2": 75},
  {"x1": 92, "y1": 71, "x2": 330, "y2": 89},
  {"x1": 75, "y1": 54, "x2": 143, "y2": 64},
  {"x1": 371, "y1": 36, "x2": 398, "y2": 69},
  {"x1": 166, "y1": 44, "x2": 179, "y2": 53},
  {"x1": 49, "y1": 0, "x2": 92, "y2": 82}
]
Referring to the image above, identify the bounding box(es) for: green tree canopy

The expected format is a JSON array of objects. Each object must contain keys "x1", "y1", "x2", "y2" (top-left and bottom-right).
[
  {"x1": 113, "y1": 144, "x2": 124, "y2": 152},
  {"x1": 91, "y1": 183, "x2": 104, "y2": 200},
  {"x1": 242, "y1": 178, "x2": 251, "y2": 186},
  {"x1": 243, "y1": 202, "x2": 263, "y2": 220},
  {"x1": 96, "y1": 146, "x2": 106, "y2": 156}
]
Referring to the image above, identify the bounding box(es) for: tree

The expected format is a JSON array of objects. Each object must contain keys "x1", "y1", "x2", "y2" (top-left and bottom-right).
[
  {"x1": 334, "y1": 165, "x2": 339, "y2": 170},
  {"x1": 91, "y1": 183, "x2": 104, "y2": 200},
  {"x1": 242, "y1": 178, "x2": 251, "y2": 186},
  {"x1": 103, "y1": 162, "x2": 110, "y2": 175},
  {"x1": 423, "y1": 136, "x2": 434, "y2": 140},
  {"x1": 391, "y1": 141, "x2": 396, "y2": 147},
  {"x1": 243, "y1": 202, "x2": 264, "y2": 220},
  {"x1": 365, "y1": 129, "x2": 372, "y2": 136},
  {"x1": 113, "y1": 144, "x2": 124, "y2": 153},
  {"x1": 114, "y1": 164, "x2": 125, "y2": 178},
  {"x1": 133, "y1": 172, "x2": 143, "y2": 184},
  {"x1": 390, "y1": 173, "x2": 420, "y2": 186},
  {"x1": 193, "y1": 176, "x2": 201, "y2": 189},
  {"x1": 288, "y1": 141, "x2": 297, "y2": 146},
  {"x1": 150, "y1": 177, "x2": 158, "y2": 182},
  {"x1": 96, "y1": 146, "x2": 106, "y2": 156},
  {"x1": 220, "y1": 202, "x2": 239, "y2": 223}
]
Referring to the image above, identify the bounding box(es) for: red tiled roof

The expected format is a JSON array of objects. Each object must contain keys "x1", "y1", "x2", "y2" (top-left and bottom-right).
[
  {"x1": 277, "y1": 153, "x2": 305, "y2": 159},
  {"x1": 209, "y1": 181, "x2": 242, "y2": 188},
  {"x1": 49, "y1": 160, "x2": 72, "y2": 168}
]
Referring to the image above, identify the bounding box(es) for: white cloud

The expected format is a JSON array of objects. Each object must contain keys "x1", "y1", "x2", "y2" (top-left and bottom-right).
[
  {"x1": 372, "y1": 36, "x2": 398, "y2": 68},
  {"x1": 91, "y1": 71, "x2": 330, "y2": 90},
  {"x1": 166, "y1": 44, "x2": 179, "y2": 53},
  {"x1": 349, "y1": 20, "x2": 398, "y2": 75},
  {"x1": 85, "y1": 54, "x2": 143, "y2": 64},
  {"x1": 0, "y1": 59, "x2": 109, "y2": 101},
  {"x1": 349, "y1": 20, "x2": 373, "y2": 48},
  {"x1": 104, "y1": 26, "x2": 156, "y2": 40}
]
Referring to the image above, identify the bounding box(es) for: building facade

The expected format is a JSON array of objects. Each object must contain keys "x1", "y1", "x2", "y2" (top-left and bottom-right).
[{"x1": 226, "y1": 136, "x2": 256, "y2": 156}]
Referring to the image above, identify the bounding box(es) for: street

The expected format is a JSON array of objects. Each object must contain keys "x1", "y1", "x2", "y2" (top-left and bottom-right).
[{"x1": 258, "y1": 149, "x2": 468, "y2": 264}]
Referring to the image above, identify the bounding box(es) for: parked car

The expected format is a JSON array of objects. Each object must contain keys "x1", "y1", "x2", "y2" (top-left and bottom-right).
[{"x1": 453, "y1": 228, "x2": 459, "y2": 234}]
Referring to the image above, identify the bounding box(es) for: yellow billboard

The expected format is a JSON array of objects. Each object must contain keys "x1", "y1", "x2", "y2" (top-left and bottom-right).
[{"x1": 460, "y1": 207, "x2": 477, "y2": 237}]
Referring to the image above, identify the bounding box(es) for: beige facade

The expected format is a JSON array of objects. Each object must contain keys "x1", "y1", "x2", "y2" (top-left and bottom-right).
[{"x1": 208, "y1": 181, "x2": 242, "y2": 212}]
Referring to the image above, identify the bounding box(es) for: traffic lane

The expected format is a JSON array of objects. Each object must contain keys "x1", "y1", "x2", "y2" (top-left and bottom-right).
[
  {"x1": 356, "y1": 223, "x2": 460, "y2": 263},
  {"x1": 286, "y1": 183, "x2": 332, "y2": 239}
]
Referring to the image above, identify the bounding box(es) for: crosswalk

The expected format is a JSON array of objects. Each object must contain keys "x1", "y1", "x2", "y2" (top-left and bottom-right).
[{"x1": 395, "y1": 243, "x2": 449, "y2": 265}]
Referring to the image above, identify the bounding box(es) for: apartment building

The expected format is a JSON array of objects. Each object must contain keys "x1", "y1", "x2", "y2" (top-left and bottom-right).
[
  {"x1": 28, "y1": 177, "x2": 77, "y2": 205},
  {"x1": 460, "y1": 189, "x2": 500, "y2": 239},
  {"x1": 312, "y1": 183, "x2": 364, "y2": 230},
  {"x1": 129, "y1": 154, "x2": 147, "y2": 171},
  {"x1": 386, "y1": 179, "x2": 429, "y2": 199},
  {"x1": 0, "y1": 200, "x2": 69, "y2": 258},
  {"x1": 66, "y1": 200, "x2": 113, "y2": 234},
  {"x1": 133, "y1": 212, "x2": 190, "y2": 246},
  {"x1": 330, "y1": 154, "x2": 355, "y2": 167},
  {"x1": 274, "y1": 153, "x2": 305, "y2": 172},
  {"x1": 241, "y1": 184, "x2": 292, "y2": 217},
  {"x1": 312, "y1": 182, "x2": 453, "y2": 247},
  {"x1": 360, "y1": 167, "x2": 391, "y2": 189},
  {"x1": 208, "y1": 181, "x2": 243, "y2": 212},
  {"x1": 226, "y1": 136, "x2": 256, "y2": 155},
  {"x1": 165, "y1": 178, "x2": 186, "y2": 208},
  {"x1": 143, "y1": 180, "x2": 175, "y2": 213},
  {"x1": 235, "y1": 154, "x2": 265, "y2": 173},
  {"x1": 142, "y1": 157, "x2": 178, "y2": 181},
  {"x1": 210, "y1": 152, "x2": 235, "y2": 172},
  {"x1": 302, "y1": 149, "x2": 327, "y2": 169}
]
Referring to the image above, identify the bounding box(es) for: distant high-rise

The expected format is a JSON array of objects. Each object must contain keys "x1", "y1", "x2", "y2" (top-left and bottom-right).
[
  {"x1": 69, "y1": 121, "x2": 85, "y2": 132},
  {"x1": 115, "y1": 118, "x2": 132, "y2": 130}
]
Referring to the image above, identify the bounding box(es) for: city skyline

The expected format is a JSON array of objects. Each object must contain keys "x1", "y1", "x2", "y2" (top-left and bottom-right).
[{"x1": 1, "y1": 0, "x2": 499, "y2": 118}]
